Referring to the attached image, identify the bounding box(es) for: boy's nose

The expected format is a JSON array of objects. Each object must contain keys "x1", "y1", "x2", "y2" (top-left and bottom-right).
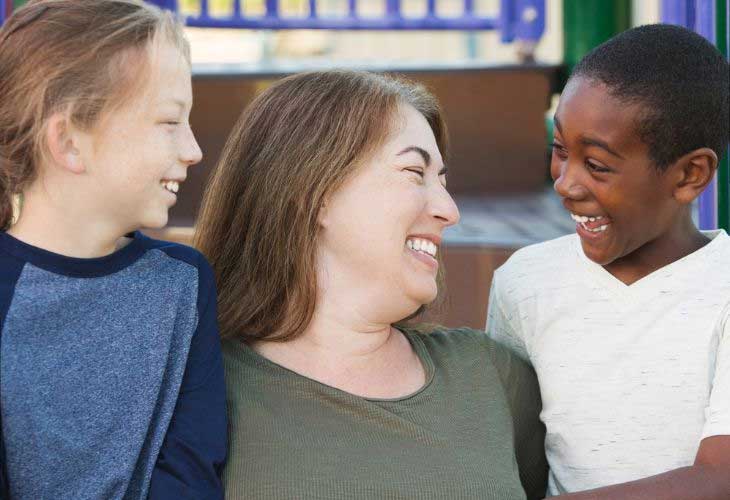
[
  {"x1": 553, "y1": 168, "x2": 589, "y2": 200},
  {"x1": 181, "y1": 125, "x2": 203, "y2": 167}
]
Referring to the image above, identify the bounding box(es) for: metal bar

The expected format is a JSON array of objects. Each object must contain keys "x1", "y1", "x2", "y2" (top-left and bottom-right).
[
  {"x1": 1, "y1": 0, "x2": 6, "y2": 27},
  {"x1": 386, "y1": 0, "x2": 400, "y2": 18},
  {"x1": 427, "y1": 0, "x2": 436, "y2": 17},
  {"x1": 309, "y1": 0, "x2": 316, "y2": 19},
  {"x1": 348, "y1": 0, "x2": 357, "y2": 18},
  {"x1": 183, "y1": 16, "x2": 500, "y2": 30},
  {"x1": 200, "y1": 0, "x2": 209, "y2": 19},
  {"x1": 266, "y1": 0, "x2": 278, "y2": 18},
  {"x1": 464, "y1": 0, "x2": 474, "y2": 16},
  {"x1": 233, "y1": 0, "x2": 241, "y2": 18}
]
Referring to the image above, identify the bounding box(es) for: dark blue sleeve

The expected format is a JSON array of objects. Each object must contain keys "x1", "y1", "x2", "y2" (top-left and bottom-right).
[
  {"x1": 147, "y1": 255, "x2": 227, "y2": 500},
  {"x1": 0, "y1": 253, "x2": 26, "y2": 500}
]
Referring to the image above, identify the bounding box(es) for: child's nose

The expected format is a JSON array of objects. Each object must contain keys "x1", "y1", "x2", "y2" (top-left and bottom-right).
[
  {"x1": 553, "y1": 166, "x2": 589, "y2": 200},
  {"x1": 181, "y1": 125, "x2": 203, "y2": 166}
]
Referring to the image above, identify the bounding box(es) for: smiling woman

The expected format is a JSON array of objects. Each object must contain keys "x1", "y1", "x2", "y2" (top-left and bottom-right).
[{"x1": 195, "y1": 70, "x2": 548, "y2": 499}]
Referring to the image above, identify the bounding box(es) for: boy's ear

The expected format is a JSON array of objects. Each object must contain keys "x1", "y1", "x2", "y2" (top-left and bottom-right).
[
  {"x1": 45, "y1": 112, "x2": 85, "y2": 175},
  {"x1": 671, "y1": 147, "x2": 718, "y2": 205}
]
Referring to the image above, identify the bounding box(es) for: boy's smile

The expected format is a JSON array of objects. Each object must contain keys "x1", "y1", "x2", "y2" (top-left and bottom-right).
[{"x1": 550, "y1": 77, "x2": 702, "y2": 283}]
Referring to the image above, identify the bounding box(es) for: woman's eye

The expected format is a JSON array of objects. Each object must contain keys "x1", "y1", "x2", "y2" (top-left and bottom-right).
[{"x1": 405, "y1": 167, "x2": 425, "y2": 177}]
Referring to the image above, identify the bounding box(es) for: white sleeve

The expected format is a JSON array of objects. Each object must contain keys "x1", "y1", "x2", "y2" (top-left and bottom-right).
[
  {"x1": 486, "y1": 268, "x2": 530, "y2": 363},
  {"x1": 701, "y1": 304, "x2": 730, "y2": 439}
]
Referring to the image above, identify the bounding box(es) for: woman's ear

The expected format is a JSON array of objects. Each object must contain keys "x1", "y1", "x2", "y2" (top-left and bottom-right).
[
  {"x1": 317, "y1": 199, "x2": 330, "y2": 228},
  {"x1": 45, "y1": 112, "x2": 85, "y2": 175},
  {"x1": 672, "y1": 147, "x2": 718, "y2": 205}
]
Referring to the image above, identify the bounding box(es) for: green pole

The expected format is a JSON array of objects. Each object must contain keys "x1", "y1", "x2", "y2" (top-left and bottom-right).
[
  {"x1": 563, "y1": 0, "x2": 632, "y2": 77},
  {"x1": 717, "y1": 0, "x2": 729, "y2": 230}
]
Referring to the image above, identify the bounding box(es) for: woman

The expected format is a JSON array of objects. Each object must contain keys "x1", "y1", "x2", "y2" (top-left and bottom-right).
[{"x1": 195, "y1": 70, "x2": 547, "y2": 499}]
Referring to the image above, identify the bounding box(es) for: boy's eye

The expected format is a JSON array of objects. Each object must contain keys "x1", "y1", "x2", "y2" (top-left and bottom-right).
[
  {"x1": 549, "y1": 142, "x2": 568, "y2": 160},
  {"x1": 586, "y1": 161, "x2": 611, "y2": 173}
]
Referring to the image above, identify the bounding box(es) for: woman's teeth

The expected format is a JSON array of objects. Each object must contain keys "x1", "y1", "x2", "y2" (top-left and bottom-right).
[
  {"x1": 161, "y1": 180, "x2": 179, "y2": 194},
  {"x1": 407, "y1": 238, "x2": 437, "y2": 258}
]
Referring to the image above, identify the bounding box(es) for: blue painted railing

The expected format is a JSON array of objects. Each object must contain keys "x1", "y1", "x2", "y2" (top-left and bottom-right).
[
  {"x1": 662, "y1": 0, "x2": 727, "y2": 230},
  {"x1": 147, "y1": 0, "x2": 545, "y2": 44}
]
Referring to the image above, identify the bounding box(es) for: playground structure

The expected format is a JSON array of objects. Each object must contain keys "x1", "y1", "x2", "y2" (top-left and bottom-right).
[{"x1": 1, "y1": 0, "x2": 729, "y2": 328}]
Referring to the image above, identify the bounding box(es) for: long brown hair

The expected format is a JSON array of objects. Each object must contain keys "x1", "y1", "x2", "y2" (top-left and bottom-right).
[
  {"x1": 195, "y1": 70, "x2": 448, "y2": 342},
  {"x1": 0, "y1": 0, "x2": 188, "y2": 230}
]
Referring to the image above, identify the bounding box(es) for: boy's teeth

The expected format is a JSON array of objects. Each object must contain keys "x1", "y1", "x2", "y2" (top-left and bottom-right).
[
  {"x1": 406, "y1": 238, "x2": 438, "y2": 258},
  {"x1": 570, "y1": 213, "x2": 604, "y2": 223},
  {"x1": 581, "y1": 223, "x2": 609, "y2": 233}
]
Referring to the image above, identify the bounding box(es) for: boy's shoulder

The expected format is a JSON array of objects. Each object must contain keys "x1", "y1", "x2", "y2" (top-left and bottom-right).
[
  {"x1": 137, "y1": 233, "x2": 215, "y2": 289},
  {"x1": 496, "y1": 233, "x2": 578, "y2": 283},
  {"x1": 139, "y1": 233, "x2": 210, "y2": 271}
]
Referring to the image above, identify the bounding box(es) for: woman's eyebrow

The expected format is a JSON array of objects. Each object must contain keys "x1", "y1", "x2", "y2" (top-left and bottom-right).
[{"x1": 397, "y1": 146, "x2": 431, "y2": 166}]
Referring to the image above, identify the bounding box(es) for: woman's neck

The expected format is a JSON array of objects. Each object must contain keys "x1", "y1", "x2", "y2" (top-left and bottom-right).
[{"x1": 252, "y1": 307, "x2": 425, "y2": 398}]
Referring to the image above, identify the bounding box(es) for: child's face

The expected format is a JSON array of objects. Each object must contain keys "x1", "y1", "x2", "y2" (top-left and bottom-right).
[
  {"x1": 550, "y1": 77, "x2": 680, "y2": 266},
  {"x1": 78, "y1": 40, "x2": 202, "y2": 232}
]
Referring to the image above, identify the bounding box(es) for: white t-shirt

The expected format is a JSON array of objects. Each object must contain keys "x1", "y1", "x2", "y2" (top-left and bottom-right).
[{"x1": 486, "y1": 231, "x2": 730, "y2": 496}]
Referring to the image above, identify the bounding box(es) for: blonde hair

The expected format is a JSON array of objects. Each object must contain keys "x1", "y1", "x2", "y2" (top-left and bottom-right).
[
  {"x1": 0, "y1": 0, "x2": 189, "y2": 229},
  {"x1": 195, "y1": 70, "x2": 448, "y2": 342}
]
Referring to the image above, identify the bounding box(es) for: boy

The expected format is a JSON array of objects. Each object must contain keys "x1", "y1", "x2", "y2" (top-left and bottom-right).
[{"x1": 487, "y1": 24, "x2": 730, "y2": 498}]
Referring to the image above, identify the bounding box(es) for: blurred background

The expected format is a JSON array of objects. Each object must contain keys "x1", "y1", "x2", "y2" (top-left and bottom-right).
[{"x1": 1, "y1": 0, "x2": 727, "y2": 328}]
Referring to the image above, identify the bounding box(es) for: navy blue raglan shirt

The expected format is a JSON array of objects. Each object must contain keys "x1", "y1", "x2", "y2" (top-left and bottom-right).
[{"x1": 0, "y1": 231, "x2": 226, "y2": 499}]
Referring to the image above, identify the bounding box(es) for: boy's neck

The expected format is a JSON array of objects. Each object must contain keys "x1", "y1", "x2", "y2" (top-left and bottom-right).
[
  {"x1": 603, "y1": 215, "x2": 711, "y2": 285},
  {"x1": 7, "y1": 186, "x2": 128, "y2": 259}
]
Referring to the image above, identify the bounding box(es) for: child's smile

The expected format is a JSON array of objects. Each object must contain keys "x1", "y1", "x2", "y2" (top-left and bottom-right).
[{"x1": 550, "y1": 77, "x2": 704, "y2": 284}]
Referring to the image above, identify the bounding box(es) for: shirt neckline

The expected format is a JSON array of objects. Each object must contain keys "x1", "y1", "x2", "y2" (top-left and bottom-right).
[
  {"x1": 233, "y1": 328, "x2": 436, "y2": 403},
  {"x1": 0, "y1": 230, "x2": 150, "y2": 278},
  {"x1": 575, "y1": 229, "x2": 729, "y2": 295}
]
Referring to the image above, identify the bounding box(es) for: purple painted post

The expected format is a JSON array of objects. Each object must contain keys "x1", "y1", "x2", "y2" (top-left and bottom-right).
[
  {"x1": 309, "y1": 0, "x2": 316, "y2": 19},
  {"x1": 348, "y1": 0, "x2": 357, "y2": 18},
  {"x1": 386, "y1": 0, "x2": 400, "y2": 19},
  {"x1": 500, "y1": 0, "x2": 545, "y2": 43},
  {"x1": 200, "y1": 0, "x2": 209, "y2": 19},
  {"x1": 266, "y1": 0, "x2": 278, "y2": 18},
  {"x1": 427, "y1": 0, "x2": 436, "y2": 17},
  {"x1": 233, "y1": 0, "x2": 241, "y2": 18},
  {"x1": 694, "y1": 0, "x2": 718, "y2": 229},
  {"x1": 661, "y1": 0, "x2": 694, "y2": 26},
  {"x1": 146, "y1": 0, "x2": 178, "y2": 10},
  {"x1": 0, "y1": 0, "x2": 6, "y2": 27},
  {"x1": 661, "y1": 0, "x2": 718, "y2": 229},
  {"x1": 464, "y1": 0, "x2": 475, "y2": 16}
]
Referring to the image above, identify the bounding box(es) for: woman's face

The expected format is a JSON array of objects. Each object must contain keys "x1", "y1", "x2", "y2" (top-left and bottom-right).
[{"x1": 317, "y1": 104, "x2": 460, "y2": 320}]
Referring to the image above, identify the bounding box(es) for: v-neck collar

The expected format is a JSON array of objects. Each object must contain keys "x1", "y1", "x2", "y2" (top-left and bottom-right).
[{"x1": 575, "y1": 230, "x2": 729, "y2": 300}]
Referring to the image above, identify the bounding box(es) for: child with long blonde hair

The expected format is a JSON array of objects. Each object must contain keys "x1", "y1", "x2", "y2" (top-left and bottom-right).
[{"x1": 0, "y1": 1, "x2": 226, "y2": 498}]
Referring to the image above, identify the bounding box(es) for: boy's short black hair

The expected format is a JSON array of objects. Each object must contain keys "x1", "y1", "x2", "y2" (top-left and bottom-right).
[{"x1": 571, "y1": 23, "x2": 729, "y2": 170}]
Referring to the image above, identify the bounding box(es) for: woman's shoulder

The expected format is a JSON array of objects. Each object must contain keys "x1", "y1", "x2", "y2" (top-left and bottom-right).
[{"x1": 404, "y1": 325, "x2": 521, "y2": 359}]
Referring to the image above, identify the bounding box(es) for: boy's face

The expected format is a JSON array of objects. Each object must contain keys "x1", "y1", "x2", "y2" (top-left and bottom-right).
[
  {"x1": 551, "y1": 77, "x2": 680, "y2": 266},
  {"x1": 77, "y1": 40, "x2": 202, "y2": 232}
]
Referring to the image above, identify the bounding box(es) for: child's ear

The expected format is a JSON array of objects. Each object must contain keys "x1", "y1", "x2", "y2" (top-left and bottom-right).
[
  {"x1": 45, "y1": 112, "x2": 85, "y2": 175},
  {"x1": 671, "y1": 147, "x2": 718, "y2": 205}
]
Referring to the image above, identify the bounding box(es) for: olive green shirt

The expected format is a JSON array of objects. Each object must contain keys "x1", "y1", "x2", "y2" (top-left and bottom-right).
[{"x1": 222, "y1": 327, "x2": 547, "y2": 499}]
